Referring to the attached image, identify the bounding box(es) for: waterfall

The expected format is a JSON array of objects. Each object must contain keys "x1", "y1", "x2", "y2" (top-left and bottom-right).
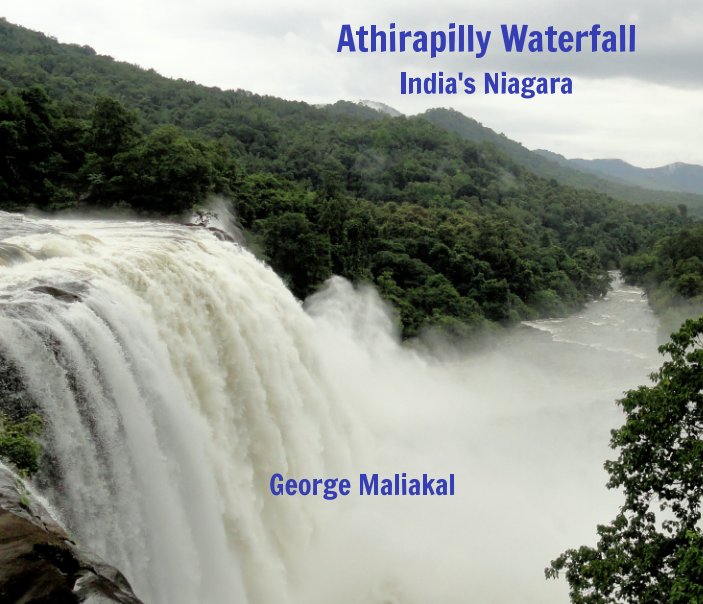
[
  {"x1": 0, "y1": 212, "x2": 660, "y2": 604},
  {"x1": 0, "y1": 213, "x2": 360, "y2": 603}
]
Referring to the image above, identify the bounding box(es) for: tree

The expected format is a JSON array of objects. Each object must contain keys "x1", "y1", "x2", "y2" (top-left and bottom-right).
[
  {"x1": 114, "y1": 125, "x2": 215, "y2": 213},
  {"x1": 260, "y1": 212, "x2": 332, "y2": 299},
  {"x1": 0, "y1": 87, "x2": 54, "y2": 208},
  {"x1": 547, "y1": 316, "x2": 703, "y2": 602},
  {"x1": 88, "y1": 96, "x2": 140, "y2": 159}
]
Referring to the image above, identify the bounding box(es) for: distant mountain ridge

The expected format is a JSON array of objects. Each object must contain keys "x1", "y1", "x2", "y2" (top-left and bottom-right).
[
  {"x1": 419, "y1": 108, "x2": 703, "y2": 213},
  {"x1": 533, "y1": 153, "x2": 703, "y2": 196}
]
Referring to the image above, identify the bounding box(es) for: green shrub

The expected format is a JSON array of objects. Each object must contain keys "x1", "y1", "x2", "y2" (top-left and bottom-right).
[{"x1": 0, "y1": 413, "x2": 43, "y2": 476}]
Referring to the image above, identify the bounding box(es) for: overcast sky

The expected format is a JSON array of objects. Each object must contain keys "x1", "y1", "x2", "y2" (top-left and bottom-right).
[{"x1": 3, "y1": 0, "x2": 703, "y2": 167}]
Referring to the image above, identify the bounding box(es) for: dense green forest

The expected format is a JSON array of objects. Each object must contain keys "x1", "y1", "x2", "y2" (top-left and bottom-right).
[
  {"x1": 0, "y1": 18, "x2": 698, "y2": 337},
  {"x1": 622, "y1": 222, "x2": 703, "y2": 322}
]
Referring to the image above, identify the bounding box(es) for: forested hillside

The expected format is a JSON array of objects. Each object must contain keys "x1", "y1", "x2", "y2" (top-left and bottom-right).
[
  {"x1": 421, "y1": 108, "x2": 703, "y2": 213},
  {"x1": 0, "y1": 18, "x2": 694, "y2": 337}
]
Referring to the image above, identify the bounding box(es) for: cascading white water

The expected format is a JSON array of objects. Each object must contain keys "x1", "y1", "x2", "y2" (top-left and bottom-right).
[{"x1": 0, "y1": 212, "x2": 661, "y2": 604}]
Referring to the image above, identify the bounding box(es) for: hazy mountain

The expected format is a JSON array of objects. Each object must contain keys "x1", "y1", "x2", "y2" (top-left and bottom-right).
[
  {"x1": 555, "y1": 157, "x2": 703, "y2": 196},
  {"x1": 535, "y1": 150, "x2": 703, "y2": 196},
  {"x1": 420, "y1": 108, "x2": 703, "y2": 213}
]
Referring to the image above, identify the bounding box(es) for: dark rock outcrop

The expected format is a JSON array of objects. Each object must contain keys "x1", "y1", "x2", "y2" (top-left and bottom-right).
[
  {"x1": 29, "y1": 286, "x2": 82, "y2": 303},
  {"x1": 0, "y1": 464, "x2": 143, "y2": 604},
  {"x1": 206, "y1": 225, "x2": 239, "y2": 243},
  {"x1": 183, "y1": 222, "x2": 243, "y2": 244}
]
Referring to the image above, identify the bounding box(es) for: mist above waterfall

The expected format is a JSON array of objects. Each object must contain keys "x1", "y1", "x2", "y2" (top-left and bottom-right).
[
  {"x1": 301, "y1": 275, "x2": 658, "y2": 604},
  {"x1": 0, "y1": 212, "x2": 660, "y2": 604}
]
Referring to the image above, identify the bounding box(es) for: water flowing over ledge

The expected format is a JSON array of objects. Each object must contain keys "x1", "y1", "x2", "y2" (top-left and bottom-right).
[
  {"x1": 0, "y1": 212, "x2": 661, "y2": 604},
  {"x1": 0, "y1": 461, "x2": 144, "y2": 603}
]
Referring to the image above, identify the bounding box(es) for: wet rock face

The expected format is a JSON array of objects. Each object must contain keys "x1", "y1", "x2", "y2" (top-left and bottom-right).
[
  {"x1": 30, "y1": 285, "x2": 82, "y2": 303},
  {"x1": 0, "y1": 465, "x2": 143, "y2": 604},
  {"x1": 183, "y1": 222, "x2": 244, "y2": 244}
]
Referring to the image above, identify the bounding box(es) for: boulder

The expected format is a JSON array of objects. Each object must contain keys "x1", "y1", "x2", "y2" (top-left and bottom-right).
[{"x1": 0, "y1": 464, "x2": 143, "y2": 604}]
